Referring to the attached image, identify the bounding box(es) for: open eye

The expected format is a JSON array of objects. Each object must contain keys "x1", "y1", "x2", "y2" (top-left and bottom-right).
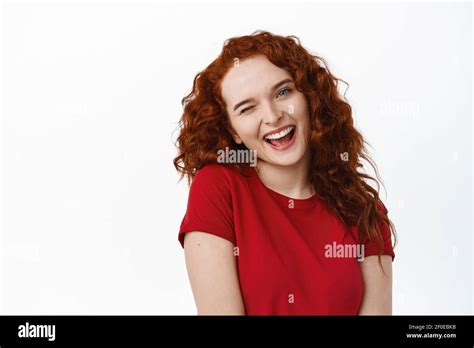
[{"x1": 276, "y1": 87, "x2": 292, "y2": 99}]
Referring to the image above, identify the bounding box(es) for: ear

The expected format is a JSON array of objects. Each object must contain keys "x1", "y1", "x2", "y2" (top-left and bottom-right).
[
  {"x1": 232, "y1": 132, "x2": 243, "y2": 144},
  {"x1": 228, "y1": 126, "x2": 242, "y2": 144}
]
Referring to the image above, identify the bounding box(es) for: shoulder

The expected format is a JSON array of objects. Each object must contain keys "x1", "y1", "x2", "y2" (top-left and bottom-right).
[
  {"x1": 192, "y1": 163, "x2": 246, "y2": 188},
  {"x1": 194, "y1": 163, "x2": 232, "y2": 179}
]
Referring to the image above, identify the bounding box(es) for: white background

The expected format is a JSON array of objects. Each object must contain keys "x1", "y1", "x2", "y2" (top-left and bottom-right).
[{"x1": 1, "y1": 0, "x2": 472, "y2": 315}]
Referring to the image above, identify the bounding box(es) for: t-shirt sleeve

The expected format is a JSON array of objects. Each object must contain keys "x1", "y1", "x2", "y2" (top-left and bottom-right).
[
  {"x1": 362, "y1": 201, "x2": 395, "y2": 261},
  {"x1": 178, "y1": 164, "x2": 236, "y2": 248}
]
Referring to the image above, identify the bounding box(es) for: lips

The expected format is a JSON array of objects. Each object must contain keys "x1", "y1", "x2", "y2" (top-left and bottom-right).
[
  {"x1": 262, "y1": 126, "x2": 297, "y2": 151},
  {"x1": 262, "y1": 125, "x2": 296, "y2": 141}
]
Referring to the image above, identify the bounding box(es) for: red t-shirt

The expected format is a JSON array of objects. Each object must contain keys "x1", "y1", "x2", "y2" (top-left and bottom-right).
[{"x1": 178, "y1": 163, "x2": 395, "y2": 315}]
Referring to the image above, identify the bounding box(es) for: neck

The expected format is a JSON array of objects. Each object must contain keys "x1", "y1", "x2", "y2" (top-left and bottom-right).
[{"x1": 255, "y1": 151, "x2": 315, "y2": 199}]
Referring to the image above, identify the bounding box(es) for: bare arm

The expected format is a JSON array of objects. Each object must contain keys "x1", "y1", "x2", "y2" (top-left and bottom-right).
[
  {"x1": 357, "y1": 255, "x2": 393, "y2": 315},
  {"x1": 183, "y1": 231, "x2": 246, "y2": 315}
]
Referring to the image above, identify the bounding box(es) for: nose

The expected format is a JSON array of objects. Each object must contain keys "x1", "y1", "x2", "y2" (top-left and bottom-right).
[{"x1": 261, "y1": 99, "x2": 284, "y2": 124}]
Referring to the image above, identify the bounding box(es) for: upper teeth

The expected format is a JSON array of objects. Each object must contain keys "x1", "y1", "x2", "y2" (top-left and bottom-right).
[{"x1": 265, "y1": 126, "x2": 294, "y2": 140}]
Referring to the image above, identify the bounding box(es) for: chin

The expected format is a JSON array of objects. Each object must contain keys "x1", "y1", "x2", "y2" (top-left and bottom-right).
[{"x1": 263, "y1": 148, "x2": 307, "y2": 167}]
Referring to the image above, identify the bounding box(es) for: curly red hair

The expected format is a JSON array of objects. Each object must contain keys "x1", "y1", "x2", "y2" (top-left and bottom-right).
[{"x1": 173, "y1": 30, "x2": 396, "y2": 269}]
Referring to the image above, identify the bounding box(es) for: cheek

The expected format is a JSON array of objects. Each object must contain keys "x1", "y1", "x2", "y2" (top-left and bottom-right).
[
  {"x1": 234, "y1": 119, "x2": 261, "y2": 142},
  {"x1": 297, "y1": 96, "x2": 309, "y2": 123},
  {"x1": 295, "y1": 94, "x2": 308, "y2": 115},
  {"x1": 288, "y1": 93, "x2": 308, "y2": 116},
  {"x1": 291, "y1": 97, "x2": 311, "y2": 135}
]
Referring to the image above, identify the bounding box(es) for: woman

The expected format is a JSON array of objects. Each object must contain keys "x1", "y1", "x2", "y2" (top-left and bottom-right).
[{"x1": 173, "y1": 31, "x2": 397, "y2": 315}]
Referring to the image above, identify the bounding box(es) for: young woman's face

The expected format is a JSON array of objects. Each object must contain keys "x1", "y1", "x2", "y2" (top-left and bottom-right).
[{"x1": 220, "y1": 54, "x2": 311, "y2": 167}]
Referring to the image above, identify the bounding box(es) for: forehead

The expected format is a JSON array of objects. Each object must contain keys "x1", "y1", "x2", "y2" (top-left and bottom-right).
[{"x1": 220, "y1": 55, "x2": 291, "y2": 105}]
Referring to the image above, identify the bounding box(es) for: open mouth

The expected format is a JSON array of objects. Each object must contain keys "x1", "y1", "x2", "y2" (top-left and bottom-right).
[{"x1": 263, "y1": 126, "x2": 296, "y2": 150}]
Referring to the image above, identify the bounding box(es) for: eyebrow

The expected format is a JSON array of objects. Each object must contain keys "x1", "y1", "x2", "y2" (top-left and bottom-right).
[{"x1": 232, "y1": 78, "x2": 294, "y2": 112}]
